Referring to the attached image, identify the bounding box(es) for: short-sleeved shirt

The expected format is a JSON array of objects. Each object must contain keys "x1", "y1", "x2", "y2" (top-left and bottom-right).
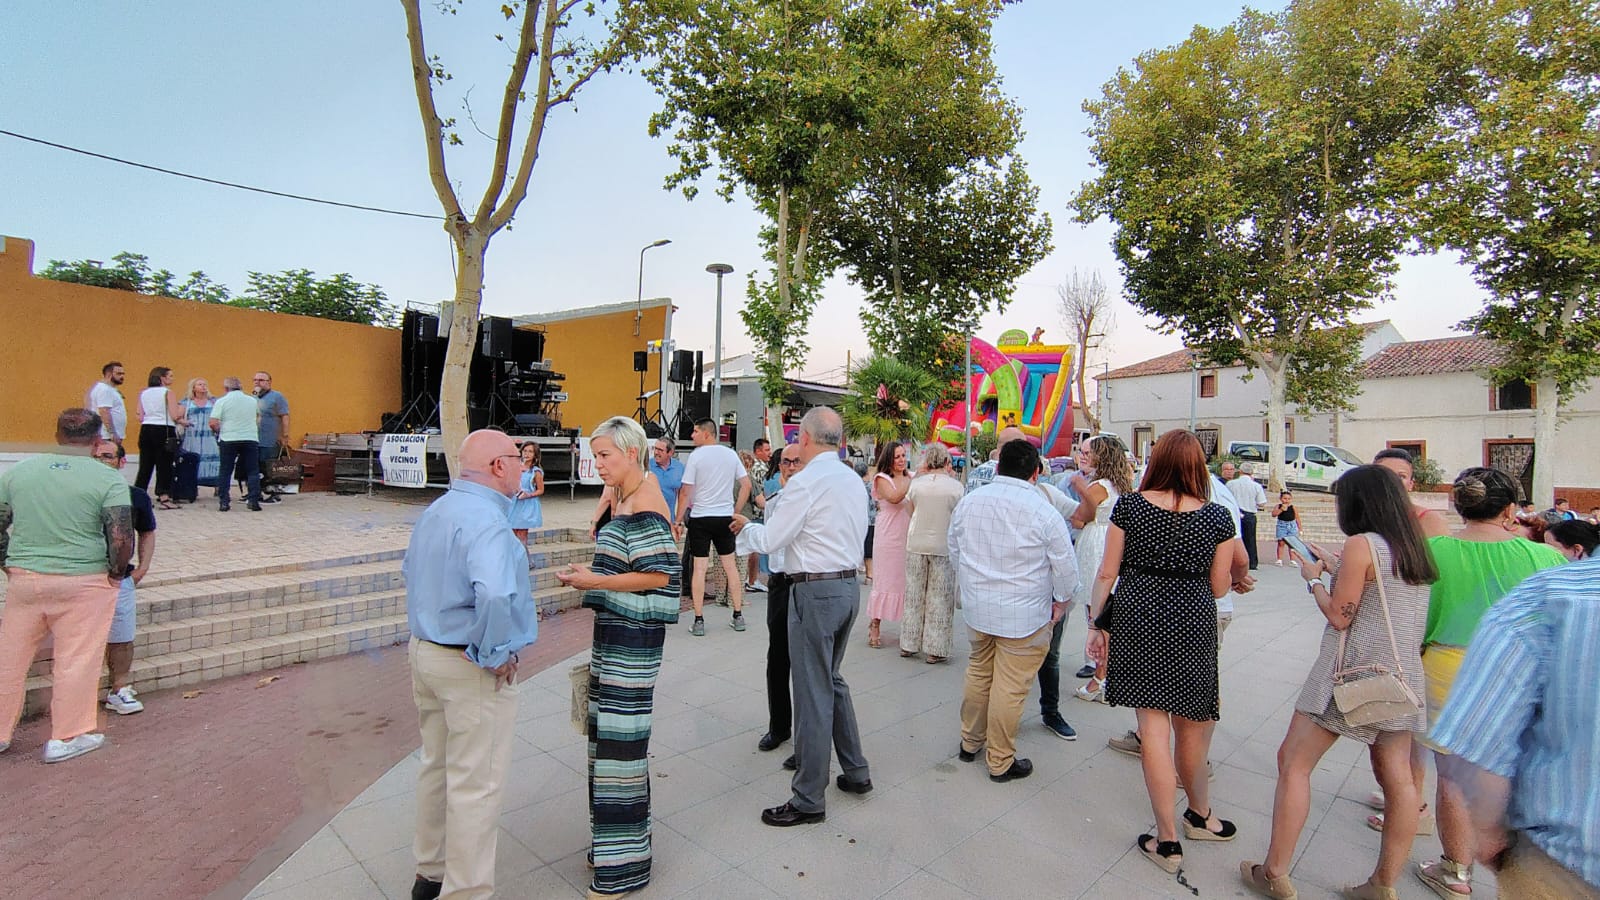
[
  {"x1": 1424, "y1": 536, "x2": 1566, "y2": 647},
  {"x1": 649, "y1": 457, "x2": 685, "y2": 519},
  {"x1": 87, "y1": 382, "x2": 127, "y2": 440},
  {"x1": 256, "y1": 390, "x2": 289, "y2": 448},
  {"x1": 0, "y1": 452, "x2": 132, "y2": 575},
  {"x1": 681, "y1": 443, "x2": 746, "y2": 518},
  {"x1": 210, "y1": 390, "x2": 260, "y2": 443},
  {"x1": 127, "y1": 486, "x2": 157, "y2": 576}
]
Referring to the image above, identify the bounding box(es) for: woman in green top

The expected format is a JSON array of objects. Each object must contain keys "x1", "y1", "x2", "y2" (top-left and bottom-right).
[{"x1": 1365, "y1": 467, "x2": 1564, "y2": 899}]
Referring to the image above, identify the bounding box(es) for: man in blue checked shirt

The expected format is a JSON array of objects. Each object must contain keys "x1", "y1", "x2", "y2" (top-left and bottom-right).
[
  {"x1": 403, "y1": 429, "x2": 538, "y2": 900},
  {"x1": 1429, "y1": 555, "x2": 1600, "y2": 899}
]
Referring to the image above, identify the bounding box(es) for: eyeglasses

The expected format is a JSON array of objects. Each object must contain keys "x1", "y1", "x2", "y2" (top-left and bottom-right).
[
  {"x1": 494, "y1": 454, "x2": 522, "y2": 465},
  {"x1": 779, "y1": 459, "x2": 800, "y2": 467},
  {"x1": 93, "y1": 454, "x2": 118, "y2": 462}
]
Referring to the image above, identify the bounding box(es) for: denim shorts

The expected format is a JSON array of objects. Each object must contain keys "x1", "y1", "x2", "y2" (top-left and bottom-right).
[{"x1": 108, "y1": 576, "x2": 137, "y2": 643}]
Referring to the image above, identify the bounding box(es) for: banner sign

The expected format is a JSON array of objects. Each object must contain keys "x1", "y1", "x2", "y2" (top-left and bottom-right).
[
  {"x1": 576, "y1": 438, "x2": 605, "y2": 486},
  {"x1": 379, "y1": 434, "x2": 430, "y2": 488}
]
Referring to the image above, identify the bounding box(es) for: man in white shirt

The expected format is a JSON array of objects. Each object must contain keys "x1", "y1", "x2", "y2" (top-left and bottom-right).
[
  {"x1": 674, "y1": 419, "x2": 751, "y2": 636},
  {"x1": 1219, "y1": 462, "x2": 1267, "y2": 569},
  {"x1": 964, "y1": 425, "x2": 1025, "y2": 494},
  {"x1": 732, "y1": 408, "x2": 871, "y2": 826},
  {"x1": 87, "y1": 361, "x2": 128, "y2": 448},
  {"x1": 948, "y1": 439, "x2": 1078, "y2": 783}
]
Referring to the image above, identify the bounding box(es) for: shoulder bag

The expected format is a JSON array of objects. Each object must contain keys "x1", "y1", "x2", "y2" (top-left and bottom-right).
[
  {"x1": 569, "y1": 659, "x2": 593, "y2": 735},
  {"x1": 1330, "y1": 534, "x2": 1423, "y2": 727},
  {"x1": 163, "y1": 388, "x2": 183, "y2": 454}
]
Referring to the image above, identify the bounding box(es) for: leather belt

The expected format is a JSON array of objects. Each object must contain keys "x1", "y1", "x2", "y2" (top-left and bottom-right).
[
  {"x1": 789, "y1": 569, "x2": 856, "y2": 583},
  {"x1": 423, "y1": 640, "x2": 470, "y2": 651}
]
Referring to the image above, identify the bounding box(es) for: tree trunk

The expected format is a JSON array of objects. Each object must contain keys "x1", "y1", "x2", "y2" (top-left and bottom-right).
[
  {"x1": 1076, "y1": 346, "x2": 1097, "y2": 433},
  {"x1": 1263, "y1": 357, "x2": 1289, "y2": 494},
  {"x1": 439, "y1": 228, "x2": 488, "y2": 478},
  {"x1": 1532, "y1": 376, "x2": 1559, "y2": 507}
]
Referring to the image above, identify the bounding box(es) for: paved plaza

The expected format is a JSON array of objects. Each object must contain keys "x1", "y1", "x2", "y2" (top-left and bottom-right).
[{"x1": 247, "y1": 559, "x2": 1493, "y2": 899}]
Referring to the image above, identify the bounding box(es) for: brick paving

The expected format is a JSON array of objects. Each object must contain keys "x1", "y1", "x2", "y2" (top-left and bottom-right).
[{"x1": 0, "y1": 486, "x2": 606, "y2": 900}]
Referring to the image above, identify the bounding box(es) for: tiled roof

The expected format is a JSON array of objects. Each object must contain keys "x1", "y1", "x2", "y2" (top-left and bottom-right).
[
  {"x1": 1360, "y1": 336, "x2": 1505, "y2": 379},
  {"x1": 1097, "y1": 320, "x2": 1396, "y2": 381}
]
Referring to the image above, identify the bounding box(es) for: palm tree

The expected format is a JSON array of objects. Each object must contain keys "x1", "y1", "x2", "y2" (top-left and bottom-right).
[{"x1": 841, "y1": 355, "x2": 944, "y2": 449}]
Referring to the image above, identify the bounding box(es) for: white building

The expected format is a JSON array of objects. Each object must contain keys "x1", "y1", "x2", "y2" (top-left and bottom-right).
[
  {"x1": 1096, "y1": 321, "x2": 1404, "y2": 460},
  {"x1": 1335, "y1": 336, "x2": 1600, "y2": 502}
]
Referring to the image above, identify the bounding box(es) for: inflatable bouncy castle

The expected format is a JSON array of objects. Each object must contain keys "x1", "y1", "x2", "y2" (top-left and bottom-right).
[{"x1": 930, "y1": 329, "x2": 1076, "y2": 459}]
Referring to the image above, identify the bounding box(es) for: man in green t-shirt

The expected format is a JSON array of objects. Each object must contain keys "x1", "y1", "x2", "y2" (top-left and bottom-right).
[
  {"x1": 209, "y1": 375, "x2": 262, "y2": 512},
  {"x1": 0, "y1": 408, "x2": 135, "y2": 763}
]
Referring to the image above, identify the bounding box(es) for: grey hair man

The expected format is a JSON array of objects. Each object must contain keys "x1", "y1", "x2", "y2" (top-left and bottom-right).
[
  {"x1": 209, "y1": 376, "x2": 262, "y2": 511},
  {"x1": 965, "y1": 425, "x2": 1028, "y2": 494},
  {"x1": 0, "y1": 409, "x2": 134, "y2": 763},
  {"x1": 733, "y1": 407, "x2": 873, "y2": 826}
]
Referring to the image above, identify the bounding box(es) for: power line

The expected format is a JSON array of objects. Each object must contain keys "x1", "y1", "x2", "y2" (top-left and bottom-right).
[{"x1": 0, "y1": 129, "x2": 446, "y2": 221}]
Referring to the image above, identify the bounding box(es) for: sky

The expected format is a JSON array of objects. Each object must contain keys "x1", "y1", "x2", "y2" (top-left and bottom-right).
[{"x1": 1, "y1": 1, "x2": 1488, "y2": 385}]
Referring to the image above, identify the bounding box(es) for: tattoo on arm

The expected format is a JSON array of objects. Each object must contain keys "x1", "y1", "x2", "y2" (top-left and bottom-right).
[
  {"x1": 0, "y1": 502, "x2": 12, "y2": 567},
  {"x1": 1339, "y1": 602, "x2": 1357, "y2": 621},
  {"x1": 103, "y1": 506, "x2": 135, "y2": 578}
]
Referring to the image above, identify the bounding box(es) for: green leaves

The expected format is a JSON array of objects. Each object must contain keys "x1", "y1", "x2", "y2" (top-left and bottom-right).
[{"x1": 840, "y1": 354, "x2": 945, "y2": 447}]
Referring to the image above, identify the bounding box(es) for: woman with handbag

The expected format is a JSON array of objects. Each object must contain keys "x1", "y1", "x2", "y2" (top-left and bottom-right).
[
  {"x1": 555, "y1": 416, "x2": 679, "y2": 900},
  {"x1": 1085, "y1": 430, "x2": 1240, "y2": 875},
  {"x1": 1362, "y1": 467, "x2": 1564, "y2": 899},
  {"x1": 1240, "y1": 465, "x2": 1438, "y2": 900},
  {"x1": 134, "y1": 366, "x2": 185, "y2": 509}
]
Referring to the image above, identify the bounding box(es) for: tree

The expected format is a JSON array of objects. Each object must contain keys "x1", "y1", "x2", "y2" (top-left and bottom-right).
[
  {"x1": 1055, "y1": 269, "x2": 1114, "y2": 433},
  {"x1": 1420, "y1": 0, "x2": 1600, "y2": 506},
  {"x1": 402, "y1": 0, "x2": 642, "y2": 474},
  {"x1": 1074, "y1": 0, "x2": 1438, "y2": 491},
  {"x1": 643, "y1": 0, "x2": 1020, "y2": 441},
  {"x1": 41, "y1": 251, "x2": 159, "y2": 293},
  {"x1": 235, "y1": 270, "x2": 397, "y2": 326},
  {"x1": 840, "y1": 354, "x2": 943, "y2": 449}
]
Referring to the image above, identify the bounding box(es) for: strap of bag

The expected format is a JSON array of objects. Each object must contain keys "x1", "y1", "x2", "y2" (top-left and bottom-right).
[{"x1": 1333, "y1": 533, "x2": 1408, "y2": 684}]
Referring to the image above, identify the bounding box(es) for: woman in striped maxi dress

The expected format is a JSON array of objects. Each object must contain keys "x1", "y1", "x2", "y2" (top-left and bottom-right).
[{"x1": 557, "y1": 417, "x2": 681, "y2": 899}]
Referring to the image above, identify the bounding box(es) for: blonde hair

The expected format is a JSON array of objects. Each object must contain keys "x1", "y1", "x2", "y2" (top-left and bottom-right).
[
  {"x1": 1087, "y1": 435, "x2": 1134, "y2": 494},
  {"x1": 186, "y1": 377, "x2": 211, "y2": 402},
  {"x1": 590, "y1": 416, "x2": 648, "y2": 469}
]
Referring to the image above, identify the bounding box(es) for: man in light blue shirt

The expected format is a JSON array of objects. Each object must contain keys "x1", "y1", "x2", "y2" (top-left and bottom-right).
[
  {"x1": 1430, "y1": 557, "x2": 1600, "y2": 898},
  {"x1": 208, "y1": 376, "x2": 262, "y2": 512},
  {"x1": 403, "y1": 429, "x2": 537, "y2": 900},
  {"x1": 648, "y1": 436, "x2": 685, "y2": 519}
]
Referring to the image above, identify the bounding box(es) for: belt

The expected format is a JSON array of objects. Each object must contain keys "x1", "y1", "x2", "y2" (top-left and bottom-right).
[
  {"x1": 422, "y1": 639, "x2": 470, "y2": 651},
  {"x1": 789, "y1": 569, "x2": 856, "y2": 583}
]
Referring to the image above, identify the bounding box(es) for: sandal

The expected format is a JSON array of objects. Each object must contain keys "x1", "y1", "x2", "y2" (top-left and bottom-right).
[
  {"x1": 1417, "y1": 857, "x2": 1472, "y2": 898},
  {"x1": 867, "y1": 622, "x2": 882, "y2": 649},
  {"x1": 925, "y1": 655, "x2": 946, "y2": 665},
  {"x1": 1240, "y1": 861, "x2": 1297, "y2": 899},
  {"x1": 1343, "y1": 879, "x2": 1398, "y2": 900},
  {"x1": 157, "y1": 498, "x2": 179, "y2": 510},
  {"x1": 1182, "y1": 806, "x2": 1237, "y2": 841},
  {"x1": 1366, "y1": 803, "x2": 1434, "y2": 835},
  {"x1": 1137, "y1": 834, "x2": 1182, "y2": 873},
  {"x1": 899, "y1": 649, "x2": 917, "y2": 658},
  {"x1": 1074, "y1": 678, "x2": 1105, "y2": 703}
]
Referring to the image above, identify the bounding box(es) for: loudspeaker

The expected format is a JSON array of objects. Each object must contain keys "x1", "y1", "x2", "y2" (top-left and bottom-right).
[
  {"x1": 415, "y1": 314, "x2": 439, "y2": 343},
  {"x1": 669, "y1": 349, "x2": 695, "y2": 385},
  {"x1": 694, "y1": 351, "x2": 705, "y2": 391},
  {"x1": 683, "y1": 389, "x2": 711, "y2": 423},
  {"x1": 633, "y1": 350, "x2": 649, "y2": 373},
  {"x1": 513, "y1": 328, "x2": 545, "y2": 368},
  {"x1": 481, "y1": 316, "x2": 515, "y2": 360}
]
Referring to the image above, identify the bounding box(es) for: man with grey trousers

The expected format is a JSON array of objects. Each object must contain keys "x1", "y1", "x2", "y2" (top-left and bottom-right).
[{"x1": 733, "y1": 407, "x2": 872, "y2": 825}]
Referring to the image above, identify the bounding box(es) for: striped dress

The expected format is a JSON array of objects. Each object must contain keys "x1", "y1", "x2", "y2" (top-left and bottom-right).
[{"x1": 582, "y1": 511, "x2": 680, "y2": 896}]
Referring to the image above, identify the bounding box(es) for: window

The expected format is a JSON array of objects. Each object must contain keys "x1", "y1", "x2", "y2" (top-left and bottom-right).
[
  {"x1": 1304, "y1": 446, "x2": 1336, "y2": 466},
  {"x1": 1233, "y1": 443, "x2": 1267, "y2": 462},
  {"x1": 1199, "y1": 372, "x2": 1217, "y2": 398},
  {"x1": 1387, "y1": 440, "x2": 1425, "y2": 462},
  {"x1": 1492, "y1": 379, "x2": 1536, "y2": 411},
  {"x1": 1330, "y1": 446, "x2": 1363, "y2": 466},
  {"x1": 1132, "y1": 425, "x2": 1154, "y2": 461},
  {"x1": 1196, "y1": 427, "x2": 1219, "y2": 459},
  {"x1": 1261, "y1": 419, "x2": 1296, "y2": 442}
]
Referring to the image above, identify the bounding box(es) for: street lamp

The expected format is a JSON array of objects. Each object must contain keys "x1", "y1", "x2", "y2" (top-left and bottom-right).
[
  {"x1": 706, "y1": 263, "x2": 734, "y2": 427},
  {"x1": 634, "y1": 238, "x2": 672, "y2": 335}
]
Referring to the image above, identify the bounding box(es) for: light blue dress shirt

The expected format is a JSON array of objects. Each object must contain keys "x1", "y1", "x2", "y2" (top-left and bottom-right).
[
  {"x1": 403, "y1": 480, "x2": 537, "y2": 669},
  {"x1": 1429, "y1": 556, "x2": 1600, "y2": 888},
  {"x1": 650, "y1": 457, "x2": 686, "y2": 519}
]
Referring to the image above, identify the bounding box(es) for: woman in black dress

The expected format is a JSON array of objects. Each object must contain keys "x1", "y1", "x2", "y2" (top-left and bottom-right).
[{"x1": 1087, "y1": 429, "x2": 1239, "y2": 874}]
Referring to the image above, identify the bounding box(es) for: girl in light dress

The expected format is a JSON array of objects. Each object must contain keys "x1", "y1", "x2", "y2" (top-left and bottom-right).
[
  {"x1": 865, "y1": 441, "x2": 910, "y2": 649},
  {"x1": 1069, "y1": 435, "x2": 1135, "y2": 702},
  {"x1": 509, "y1": 441, "x2": 545, "y2": 545}
]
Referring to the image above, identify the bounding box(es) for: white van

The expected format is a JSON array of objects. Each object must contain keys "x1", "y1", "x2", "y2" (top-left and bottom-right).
[{"x1": 1226, "y1": 441, "x2": 1363, "y2": 491}]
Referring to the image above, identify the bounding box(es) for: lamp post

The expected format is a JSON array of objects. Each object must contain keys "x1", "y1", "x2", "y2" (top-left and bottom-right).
[
  {"x1": 634, "y1": 238, "x2": 671, "y2": 336},
  {"x1": 706, "y1": 263, "x2": 734, "y2": 427},
  {"x1": 962, "y1": 319, "x2": 976, "y2": 474}
]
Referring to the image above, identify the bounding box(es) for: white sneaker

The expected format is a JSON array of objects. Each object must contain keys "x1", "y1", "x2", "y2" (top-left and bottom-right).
[
  {"x1": 43, "y1": 733, "x2": 106, "y2": 763},
  {"x1": 105, "y1": 686, "x2": 144, "y2": 715},
  {"x1": 0, "y1": 739, "x2": 10, "y2": 754},
  {"x1": 745, "y1": 581, "x2": 767, "y2": 593}
]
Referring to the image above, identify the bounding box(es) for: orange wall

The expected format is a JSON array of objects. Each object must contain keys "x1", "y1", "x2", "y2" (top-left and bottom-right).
[
  {"x1": 535, "y1": 304, "x2": 669, "y2": 435},
  {"x1": 0, "y1": 236, "x2": 400, "y2": 451}
]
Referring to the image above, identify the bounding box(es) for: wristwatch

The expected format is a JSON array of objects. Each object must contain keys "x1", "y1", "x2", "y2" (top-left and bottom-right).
[{"x1": 1306, "y1": 578, "x2": 1324, "y2": 595}]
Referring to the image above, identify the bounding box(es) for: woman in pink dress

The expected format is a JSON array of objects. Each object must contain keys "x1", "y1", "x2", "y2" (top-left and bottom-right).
[{"x1": 866, "y1": 441, "x2": 911, "y2": 648}]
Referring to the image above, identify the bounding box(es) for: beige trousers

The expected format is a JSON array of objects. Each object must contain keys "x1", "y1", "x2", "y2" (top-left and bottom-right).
[
  {"x1": 0, "y1": 570, "x2": 117, "y2": 743},
  {"x1": 960, "y1": 624, "x2": 1051, "y2": 775},
  {"x1": 410, "y1": 638, "x2": 521, "y2": 900},
  {"x1": 1498, "y1": 834, "x2": 1600, "y2": 900}
]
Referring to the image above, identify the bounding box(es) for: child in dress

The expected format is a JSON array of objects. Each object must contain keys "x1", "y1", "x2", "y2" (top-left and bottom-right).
[{"x1": 509, "y1": 441, "x2": 545, "y2": 545}]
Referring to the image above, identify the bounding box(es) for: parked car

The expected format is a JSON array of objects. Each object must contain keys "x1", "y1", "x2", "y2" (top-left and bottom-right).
[{"x1": 1225, "y1": 440, "x2": 1363, "y2": 491}]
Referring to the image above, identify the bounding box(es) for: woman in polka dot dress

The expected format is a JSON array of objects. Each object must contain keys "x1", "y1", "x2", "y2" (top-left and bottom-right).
[{"x1": 1086, "y1": 430, "x2": 1239, "y2": 875}]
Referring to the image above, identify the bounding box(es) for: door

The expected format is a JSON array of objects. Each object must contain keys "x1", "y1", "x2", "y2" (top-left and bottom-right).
[
  {"x1": 1133, "y1": 426, "x2": 1154, "y2": 462},
  {"x1": 1280, "y1": 445, "x2": 1304, "y2": 487},
  {"x1": 1485, "y1": 440, "x2": 1535, "y2": 502},
  {"x1": 1298, "y1": 445, "x2": 1342, "y2": 491}
]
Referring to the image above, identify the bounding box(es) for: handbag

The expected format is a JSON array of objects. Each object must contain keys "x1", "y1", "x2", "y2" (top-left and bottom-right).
[
  {"x1": 265, "y1": 452, "x2": 301, "y2": 485},
  {"x1": 1330, "y1": 534, "x2": 1423, "y2": 727},
  {"x1": 163, "y1": 390, "x2": 182, "y2": 453},
  {"x1": 568, "y1": 659, "x2": 593, "y2": 735}
]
